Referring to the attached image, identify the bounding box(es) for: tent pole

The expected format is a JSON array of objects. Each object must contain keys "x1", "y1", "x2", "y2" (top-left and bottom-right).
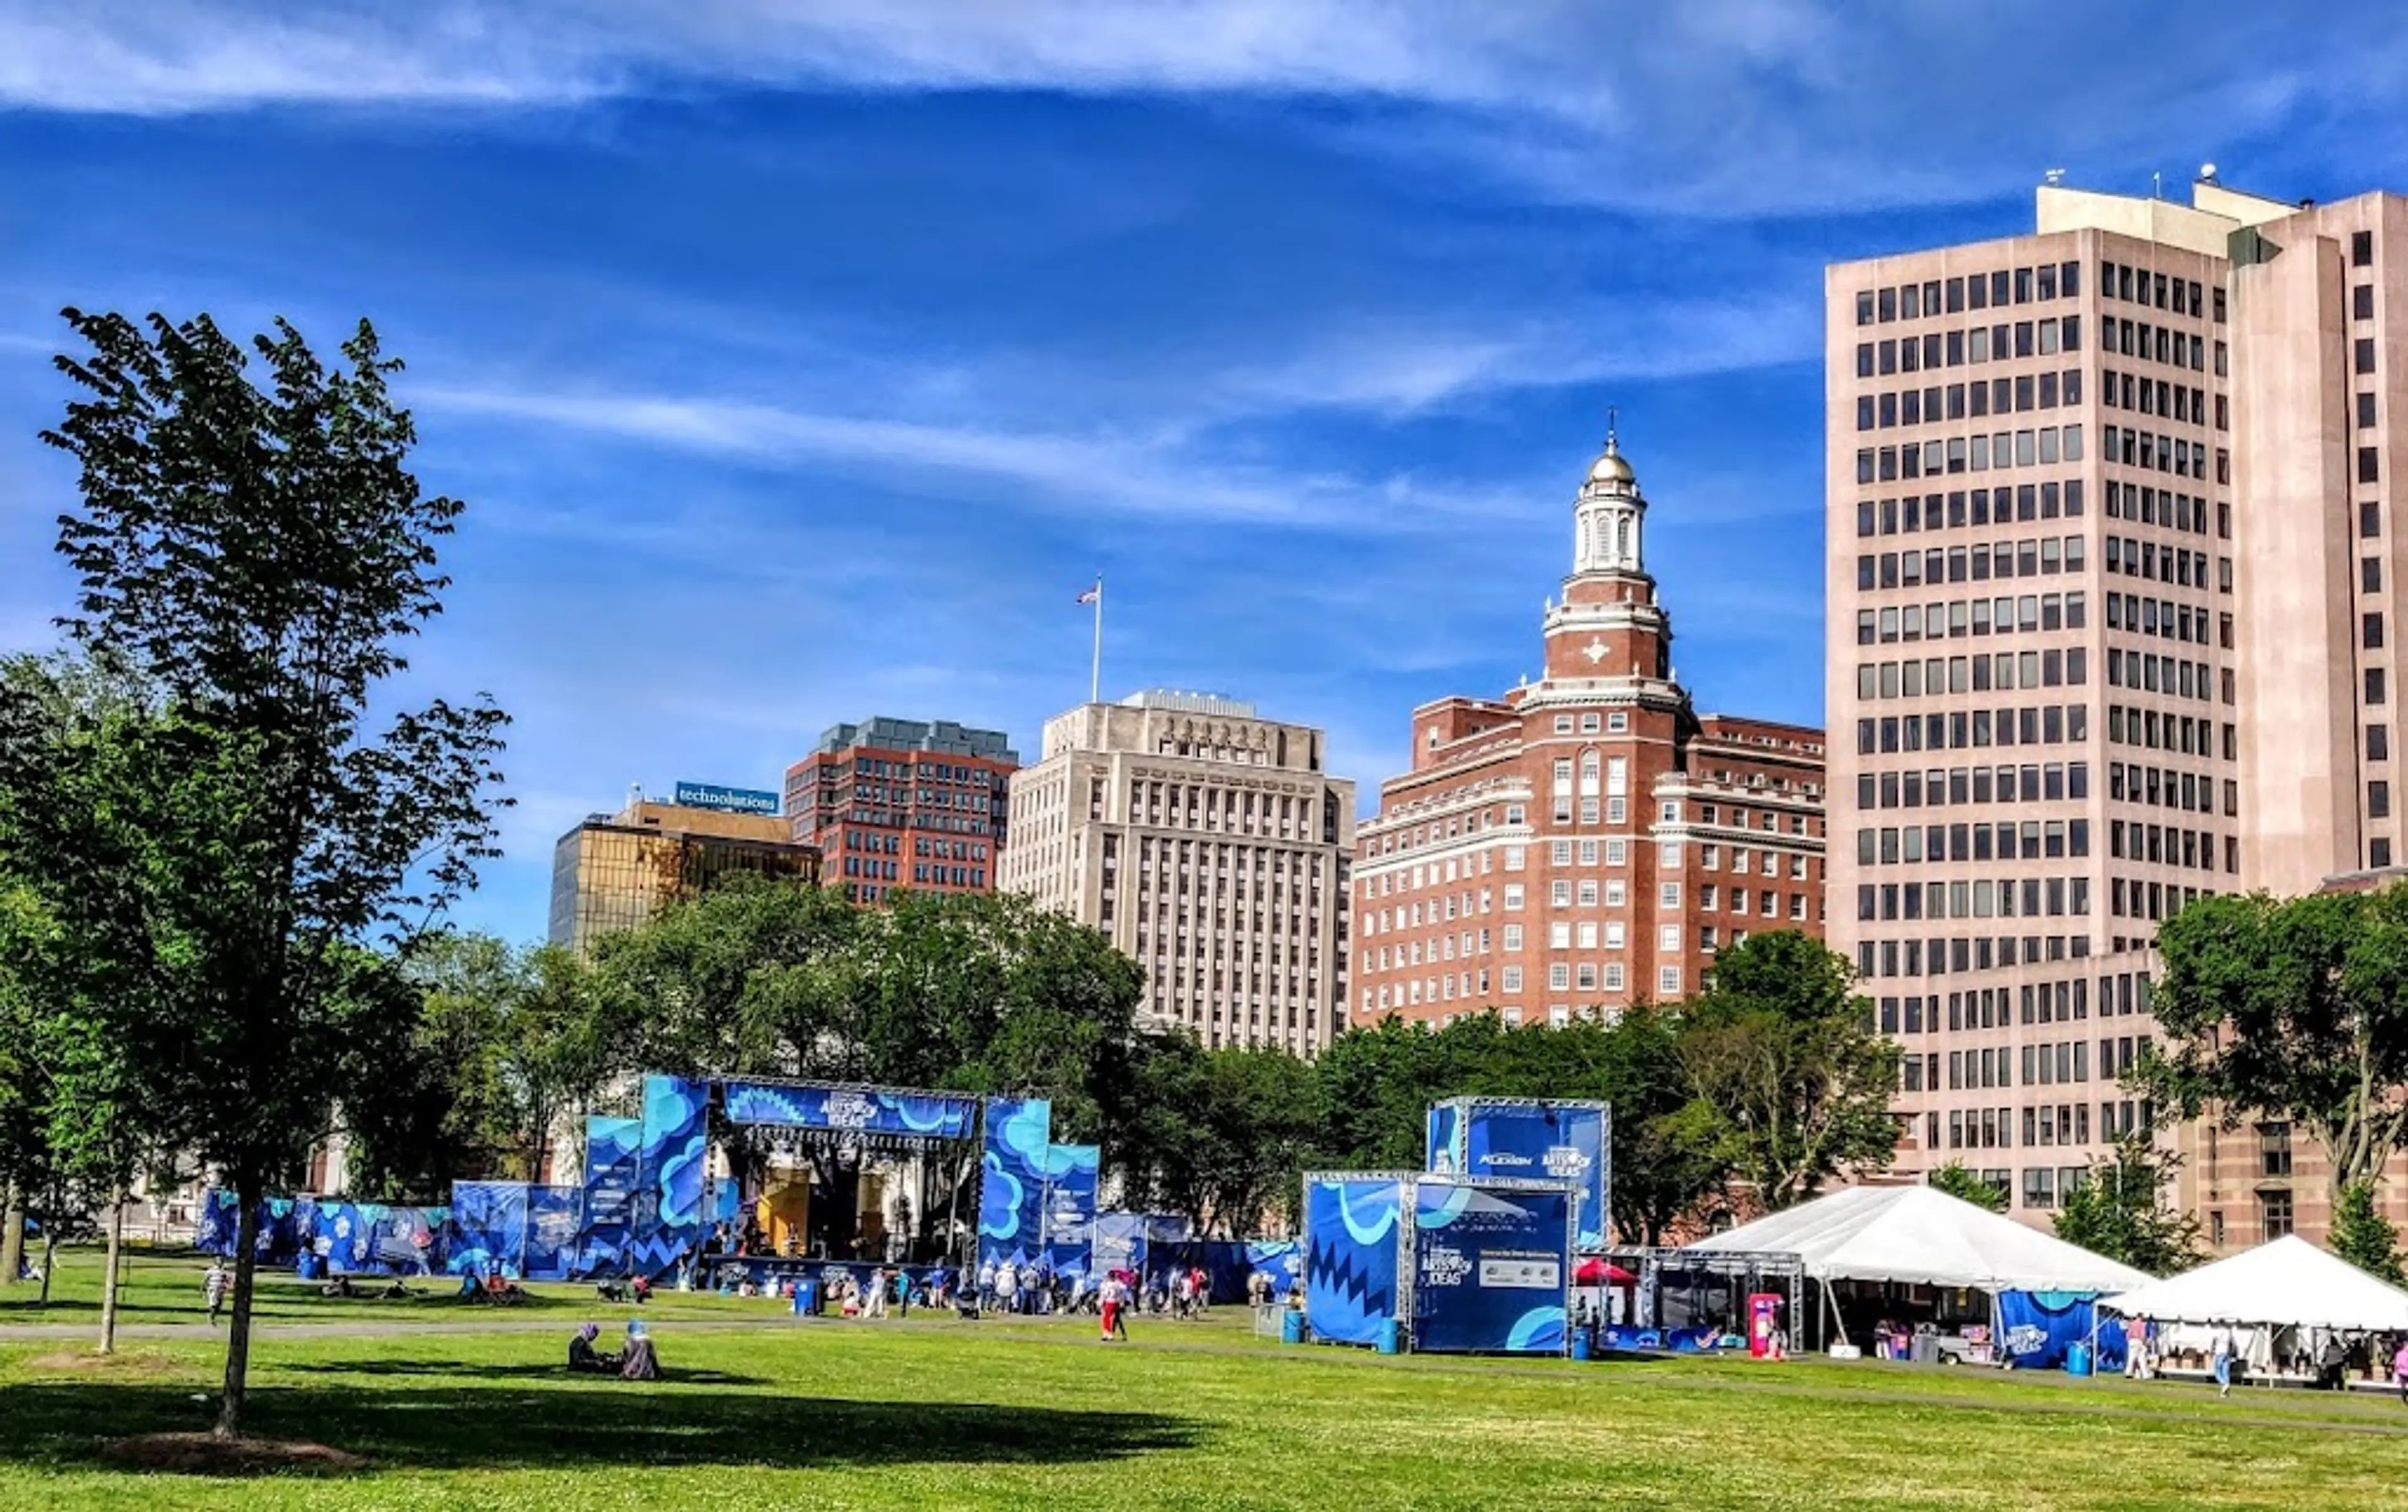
[{"x1": 1824, "y1": 1278, "x2": 1848, "y2": 1350}]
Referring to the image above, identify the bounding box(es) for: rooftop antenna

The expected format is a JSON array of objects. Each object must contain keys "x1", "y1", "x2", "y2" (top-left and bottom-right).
[
  {"x1": 2152, "y1": 169, "x2": 2164, "y2": 199},
  {"x1": 2043, "y1": 167, "x2": 2066, "y2": 186},
  {"x1": 1605, "y1": 403, "x2": 1620, "y2": 449}
]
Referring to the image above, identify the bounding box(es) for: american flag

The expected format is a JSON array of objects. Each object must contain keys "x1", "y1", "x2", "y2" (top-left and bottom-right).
[{"x1": 1076, "y1": 582, "x2": 1101, "y2": 604}]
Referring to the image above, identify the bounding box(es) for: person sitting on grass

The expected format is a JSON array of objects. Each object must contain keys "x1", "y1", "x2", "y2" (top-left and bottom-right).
[
  {"x1": 569, "y1": 1321, "x2": 621, "y2": 1375},
  {"x1": 620, "y1": 1319, "x2": 660, "y2": 1381},
  {"x1": 595, "y1": 1278, "x2": 629, "y2": 1303},
  {"x1": 629, "y1": 1272, "x2": 653, "y2": 1304}
]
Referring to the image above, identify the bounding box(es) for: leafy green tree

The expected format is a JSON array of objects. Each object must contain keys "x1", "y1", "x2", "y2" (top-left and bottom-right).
[
  {"x1": 1926, "y1": 1161, "x2": 2008, "y2": 1213},
  {"x1": 1119, "y1": 1037, "x2": 1321, "y2": 1235},
  {"x1": 2329, "y1": 1180, "x2": 2405, "y2": 1285},
  {"x1": 1588, "y1": 1005, "x2": 1728, "y2": 1245},
  {"x1": 2148, "y1": 889, "x2": 2408, "y2": 1203},
  {"x1": 2052, "y1": 1134, "x2": 2204, "y2": 1276},
  {"x1": 27, "y1": 310, "x2": 510, "y2": 1438},
  {"x1": 1675, "y1": 931, "x2": 1901, "y2": 1211}
]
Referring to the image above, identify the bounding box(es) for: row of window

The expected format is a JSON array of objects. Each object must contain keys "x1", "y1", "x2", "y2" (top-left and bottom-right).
[
  {"x1": 910, "y1": 864, "x2": 987, "y2": 887},
  {"x1": 1855, "y1": 426, "x2": 2083, "y2": 484},
  {"x1": 2101, "y1": 425, "x2": 2222, "y2": 482},
  {"x1": 2101, "y1": 369, "x2": 2222, "y2": 428},
  {"x1": 1856, "y1": 822, "x2": 2093, "y2": 869},
  {"x1": 2110, "y1": 822, "x2": 2232, "y2": 874},
  {"x1": 1861, "y1": 536, "x2": 2089, "y2": 590},
  {"x1": 1854, "y1": 263, "x2": 2083, "y2": 325},
  {"x1": 1856, "y1": 931, "x2": 2091, "y2": 981},
  {"x1": 1860, "y1": 483, "x2": 2096, "y2": 541},
  {"x1": 1859, "y1": 596, "x2": 2089, "y2": 647},
  {"x1": 2104, "y1": 593, "x2": 2225, "y2": 648},
  {"x1": 1856, "y1": 369, "x2": 2085, "y2": 432},
  {"x1": 2100, "y1": 315, "x2": 2209, "y2": 373},
  {"x1": 1856, "y1": 702, "x2": 2091, "y2": 756},
  {"x1": 2099, "y1": 260, "x2": 2214, "y2": 319},
  {"x1": 2104, "y1": 650, "x2": 2224, "y2": 705},
  {"x1": 2103, "y1": 481, "x2": 2224, "y2": 536},
  {"x1": 1856, "y1": 647, "x2": 2089, "y2": 699},
  {"x1": 2108, "y1": 704, "x2": 2231, "y2": 759},
  {"x1": 2107, "y1": 761, "x2": 2231, "y2": 815},
  {"x1": 1877, "y1": 971, "x2": 2153, "y2": 1037},
  {"x1": 2110, "y1": 877, "x2": 2215, "y2": 920},
  {"x1": 1854, "y1": 317, "x2": 2081, "y2": 379},
  {"x1": 1366, "y1": 960, "x2": 1685, "y2": 1011},
  {"x1": 1857, "y1": 761, "x2": 2091, "y2": 811}
]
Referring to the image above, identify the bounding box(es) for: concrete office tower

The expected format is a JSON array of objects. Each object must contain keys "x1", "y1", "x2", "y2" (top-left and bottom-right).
[
  {"x1": 998, "y1": 692, "x2": 1355, "y2": 1054},
  {"x1": 1353, "y1": 433, "x2": 1825, "y2": 1030},
  {"x1": 1828, "y1": 173, "x2": 2408, "y2": 1247},
  {"x1": 784, "y1": 717, "x2": 1018, "y2": 904}
]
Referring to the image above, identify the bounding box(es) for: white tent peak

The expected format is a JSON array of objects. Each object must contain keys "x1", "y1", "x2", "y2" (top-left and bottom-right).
[
  {"x1": 1685, "y1": 1183, "x2": 2155, "y2": 1294},
  {"x1": 2099, "y1": 1234, "x2": 2408, "y2": 1331}
]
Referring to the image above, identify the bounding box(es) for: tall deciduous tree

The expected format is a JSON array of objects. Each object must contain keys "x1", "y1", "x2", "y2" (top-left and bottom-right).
[
  {"x1": 1676, "y1": 931, "x2": 1901, "y2": 1211},
  {"x1": 1926, "y1": 1162, "x2": 2009, "y2": 1213},
  {"x1": 2148, "y1": 889, "x2": 2408, "y2": 1203},
  {"x1": 2329, "y1": 1180, "x2": 2405, "y2": 1285},
  {"x1": 31, "y1": 310, "x2": 509, "y2": 1438}
]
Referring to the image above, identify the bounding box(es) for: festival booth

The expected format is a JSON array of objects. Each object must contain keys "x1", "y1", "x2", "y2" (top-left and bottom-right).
[
  {"x1": 1426, "y1": 1097, "x2": 1612, "y2": 1253},
  {"x1": 1592, "y1": 1246, "x2": 1800, "y2": 1355},
  {"x1": 1686, "y1": 1185, "x2": 2153, "y2": 1368},
  {"x1": 1303, "y1": 1171, "x2": 1575, "y2": 1355},
  {"x1": 2098, "y1": 1235, "x2": 2408, "y2": 1390}
]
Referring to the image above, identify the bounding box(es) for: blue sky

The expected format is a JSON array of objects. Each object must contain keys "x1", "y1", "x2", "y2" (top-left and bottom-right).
[{"x1": 7, "y1": 2, "x2": 2408, "y2": 942}]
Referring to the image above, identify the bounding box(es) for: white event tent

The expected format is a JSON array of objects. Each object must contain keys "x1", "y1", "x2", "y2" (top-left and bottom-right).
[
  {"x1": 2099, "y1": 1234, "x2": 2408, "y2": 1332},
  {"x1": 1688, "y1": 1183, "x2": 2155, "y2": 1294}
]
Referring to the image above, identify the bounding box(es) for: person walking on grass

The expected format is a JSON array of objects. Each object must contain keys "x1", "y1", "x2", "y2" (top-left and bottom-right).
[
  {"x1": 2210, "y1": 1322, "x2": 2237, "y2": 1398},
  {"x1": 1098, "y1": 1272, "x2": 1126, "y2": 1343},
  {"x1": 2391, "y1": 1336, "x2": 2408, "y2": 1405},
  {"x1": 203, "y1": 1258, "x2": 232, "y2": 1326},
  {"x1": 2122, "y1": 1313, "x2": 2150, "y2": 1380}
]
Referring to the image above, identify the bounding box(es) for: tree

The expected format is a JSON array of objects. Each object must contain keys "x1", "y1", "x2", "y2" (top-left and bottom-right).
[
  {"x1": 1120, "y1": 1038, "x2": 1321, "y2": 1235},
  {"x1": 1674, "y1": 931, "x2": 1901, "y2": 1211},
  {"x1": 2329, "y1": 1180, "x2": 2405, "y2": 1285},
  {"x1": 1926, "y1": 1161, "x2": 2008, "y2": 1213},
  {"x1": 28, "y1": 310, "x2": 509, "y2": 1438},
  {"x1": 1587, "y1": 1006, "x2": 1728, "y2": 1245},
  {"x1": 2052, "y1": 1134, "x2": 2204, "y2": 1276},
  {"x1": 2147, "y1": 889, "x2": 2408, "y2": 1204}
]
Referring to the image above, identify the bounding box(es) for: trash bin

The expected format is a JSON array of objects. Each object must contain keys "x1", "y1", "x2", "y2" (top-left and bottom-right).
[
  {"x1": 2066, "y1": 1342, "x2": 2092, "y2": 1377},
  {"x1": 1376, "y1": 1318, "x2": 1403, "y2": 1355},
  {"x1": 1570, "y1": 1329, "x2": 1594, "y2": 1362},
  {"x1": 1281, "y1": 1309, "x2": 1306, "y2": 1345},
  {"x1": 795, "y1": 1279, "x2": 818, "y2": 1316},
  {"x1": 1910, "y1": 1332, "x2": 1940, "y2": 1365}
]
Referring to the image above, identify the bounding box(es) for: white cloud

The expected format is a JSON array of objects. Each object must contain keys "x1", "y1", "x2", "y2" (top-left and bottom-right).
[
  {"x1": 13, "y1": 3, "x2": 2408, "y2": 214},
  {"x1": 415, "y1": 381, "x2": 1534, "y2": 530}
]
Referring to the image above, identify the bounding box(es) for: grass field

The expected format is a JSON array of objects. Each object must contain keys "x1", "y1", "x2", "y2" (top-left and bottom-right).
[{"x1": 2, "y1": 1250, "x2": 2404, "y2": 1509}]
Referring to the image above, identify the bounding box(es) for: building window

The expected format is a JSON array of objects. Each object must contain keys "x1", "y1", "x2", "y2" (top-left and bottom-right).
[
  {"x1": 2258, "y1": 1121, "x2": 2293, "y2": 1178},
  {"x1": 1659, "y1": 882, "x2": 1680, "y2": 907},
  {"x1": 1657, "y1": 966, "x2": 1681, "y2": 998},
  {"x1": 1502, "y1": 966, "x2": 1523, "y2": 992},
  {"x1": 2354, "y1": 229, "x2": 2374, "y2": 267},
  {"x1": 1607, "y1": 713, "x2": 1629, "y2": 732},
  {"x1": 2260, "y1": 1189, "x2": 2294, "y2": 1242},
  {"x1": 1603, "y1": 964, "x2": 1625, "y2": 991},
  {"x1": 1548, "y1": 964, "x2": 1570, "y2": 991}
]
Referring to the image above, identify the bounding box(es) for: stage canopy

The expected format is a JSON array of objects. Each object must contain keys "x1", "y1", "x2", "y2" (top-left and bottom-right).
[
  {"x1": 1686, "y1": 1184, "x2": 2152, "y2": 1294},
  {"x1": 2099, "y1": 1234, "x2": 2408, "y2": 1331}
]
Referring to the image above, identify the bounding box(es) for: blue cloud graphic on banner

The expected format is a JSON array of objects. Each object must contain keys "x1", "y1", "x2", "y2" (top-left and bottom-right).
[{"x1": 978, "y1": 1097, "x2": 1052, "y2": 1267}]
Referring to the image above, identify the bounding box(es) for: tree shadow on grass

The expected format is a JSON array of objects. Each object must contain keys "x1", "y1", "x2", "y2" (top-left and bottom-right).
[
  {"x1": 0, "y1": 1382, "x2": 1200, "y2": 1474},
  {"x1": 278, "y1": 1358, "x2": 769, "y2": 1387}
]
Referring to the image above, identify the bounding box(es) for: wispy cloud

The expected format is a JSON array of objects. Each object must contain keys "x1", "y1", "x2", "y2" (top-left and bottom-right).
[
  {"x1": 14, "y1": 3, "x2": 2408, "y2": 215},
  {"x1": 416, "y1": 381, "x2": 1535, "y2": 530}
]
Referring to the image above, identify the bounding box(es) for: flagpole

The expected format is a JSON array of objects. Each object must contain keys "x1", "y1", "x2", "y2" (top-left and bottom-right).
[{"x1": 1089, "y1": 575, "x2": 1104, "y2": 705}]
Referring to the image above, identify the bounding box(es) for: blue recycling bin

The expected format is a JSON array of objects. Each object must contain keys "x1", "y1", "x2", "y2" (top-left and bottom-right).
[
  {"x1": 1376, "y1": 1318, "x2": 1403, "y2": 1355},
  {"x1": 795, "y1": 1279, "x2": 818, "y2": 1316},
  {"x1": 1281, "y1": 1309, "x2": 1306, "y2": 1345},
  {"x1": 1571, "y1": 1329, "x2": 1594, "y2": 1361},
  {"x1": 2066, "y1": 1342, "x2": 2093, "y2": 1377}
]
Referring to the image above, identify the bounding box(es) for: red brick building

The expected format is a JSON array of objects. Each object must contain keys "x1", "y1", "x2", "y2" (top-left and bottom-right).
[
  {"x1": 784, "y1": 716, "x2": 1018, "y2": 904},
  {"x1": 1353, "y1": 433, "x2": 1828, "y2": 1025}
]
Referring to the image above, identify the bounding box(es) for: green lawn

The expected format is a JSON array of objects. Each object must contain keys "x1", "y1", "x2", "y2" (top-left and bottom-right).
[{"x1": 1, "y1": 1250, "x2": 2404, "y2": 1509}]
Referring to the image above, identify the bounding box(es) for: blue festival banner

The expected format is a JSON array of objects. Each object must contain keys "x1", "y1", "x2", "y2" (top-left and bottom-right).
[
  {"x1": 722, "y1": 1082, "x2": 977, "y2": 1140},
  {"x1": 311, "y1": 1200, "x2": 446, "y2": 1276},
  {"x1": 1304, "y1": 1177, "x2": 1403, "y2": 1347},
  {"x1": 1247, "y1": 1238, "x2": 1302, "y2": 1298},
  {"x1": 626, "y1": 1074, "x2": 709, "y2": 1276},
  {"x1": 194, "y1": 1190, "x2": 308, "y2": 1266},
  {"x1": 524, "y1": 1185, "x2": 584, "y2": 1281},
  {"x1": 1435, "y1": 1099, "x2": 1612, "y2": 1252},
  {"x1": 977, "y1": 1097, "x2": 1052, "y2": 1269},
  {"x1": 1093, "y1": 1210, "x2": 1149, "y2": 1276},
  {"x1": 578, "y1": 1114, "x2": 643, "y2": 1276},
  {"x1": 1410, "y1": 1180, "x2": 1571, "y2": 1354},
  {"x1": 445, "y1": 1182, "x2": 531, "y2": 1277},
  {"x1": 1039, "y1": 1143, "x2": 1101, "y2": 1279},
  {"x1": 1997, "y1": 1289, "x2": 2119, "y2": 1372}
]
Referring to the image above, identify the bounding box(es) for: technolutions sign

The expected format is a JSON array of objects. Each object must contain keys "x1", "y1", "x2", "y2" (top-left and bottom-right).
[{"x1": 673, "y1": 781, "x2": 780, "y2": 816}]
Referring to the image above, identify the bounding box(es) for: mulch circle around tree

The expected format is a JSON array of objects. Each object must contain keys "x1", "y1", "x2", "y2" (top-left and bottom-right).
[{"x1": 100, "y1": 1432, "x2": 367, "y2": 1476}]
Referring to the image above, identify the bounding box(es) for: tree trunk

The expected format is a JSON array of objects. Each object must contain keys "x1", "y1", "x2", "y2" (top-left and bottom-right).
[
  {"x1": 215, "y1": 1183, "x2": 262, "y2": 1440},
  {"x1": 38, "y1": 1224, "x2": 58, "y2": 1306},
  {"x1": 0, "y1": 1189, "x2": 24, "y2": 1287},
  {"x1": 98, "y1": 1194, "x2": 127, "y2": 1355}
]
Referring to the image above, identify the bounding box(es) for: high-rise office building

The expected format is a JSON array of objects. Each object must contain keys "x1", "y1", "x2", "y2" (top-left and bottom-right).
[
  {"x1": 1828, "y1": 174, "x2": 2408, "y2": 1247},
  {"x1": 1354, "y1": 433, "x2": 1826, "y2": 1027},
  {"x1": 784, "y1": 717, "x2": 1018, "y2": 904},
  {"x1": 549, "y1": 796, "x2": 820, "y2": 950},
  {"x1": 998, "y1": 691, "x2": 1354, "y2": 1054}
]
